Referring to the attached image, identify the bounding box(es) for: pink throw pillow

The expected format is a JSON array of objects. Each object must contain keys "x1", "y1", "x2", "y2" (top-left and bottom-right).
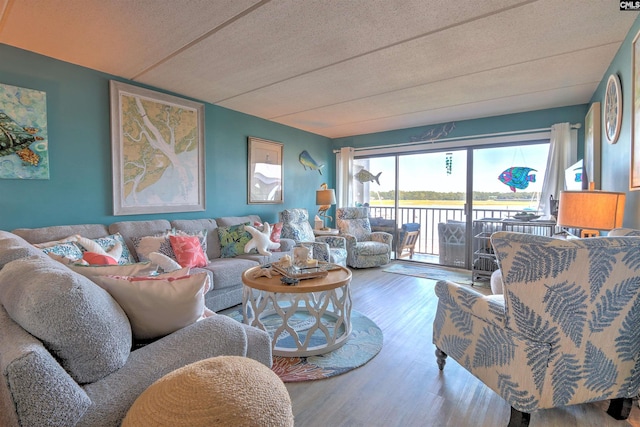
[
  {"x1": 83, "y1": 252, "x2": 118, "y2": 265},
  {"x1": 271, "y1": 222, "x2": 283, "y2": 243},
  {"x1": 169, "y1": 235, "x2": 208, "y2": 268}
]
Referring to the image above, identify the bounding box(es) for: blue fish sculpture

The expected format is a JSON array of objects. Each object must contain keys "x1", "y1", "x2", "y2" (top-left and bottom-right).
[
  {"x1": 498, "y1": 167, "x2": 536, "y2": 192},
  {"x1": 299, "y1": 150, "x2": 324, "y2": 175}
]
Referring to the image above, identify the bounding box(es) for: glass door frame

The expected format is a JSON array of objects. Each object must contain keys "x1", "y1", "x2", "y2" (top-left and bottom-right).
[{"x1": 348, "y1": 131, "x2": 554, "y2": 270}]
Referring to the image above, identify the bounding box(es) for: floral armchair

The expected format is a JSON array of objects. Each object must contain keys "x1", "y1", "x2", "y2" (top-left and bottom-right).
[
  {"x1": 335, "y1": 207, "x2": 392, "y2": 268},
  {"x1": 433, "y1": 231, "x2": 640, "y2": 426},
  {"x1": 279, "y1": 209, "x2": 347, "y2": 266}
]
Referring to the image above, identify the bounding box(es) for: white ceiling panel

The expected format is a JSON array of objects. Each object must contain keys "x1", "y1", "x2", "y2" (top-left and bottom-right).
[
  {"x1": 0, "y1": 0, "x2": 637, "y2": 138},
  {"x1": 270, "y1": 45, "x2": 616, "y2": 135},
  {"x1": 0, "y1": 0, "x2": 263, "y2": 78}
]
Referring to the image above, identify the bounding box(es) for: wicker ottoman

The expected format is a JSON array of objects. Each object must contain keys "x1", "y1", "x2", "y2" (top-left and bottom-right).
[{"x1": 122, "y1": 356, "x2": 294, "y2": 427}]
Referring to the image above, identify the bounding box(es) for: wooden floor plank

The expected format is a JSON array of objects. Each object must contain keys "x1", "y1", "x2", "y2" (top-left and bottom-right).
[{"x1": 227, "y1": 264, "x2": 640, "y2": 426}]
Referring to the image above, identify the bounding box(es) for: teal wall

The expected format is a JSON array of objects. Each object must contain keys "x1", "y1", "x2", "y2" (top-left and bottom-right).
[
  {"x1": 589, "y1": 15, "x2": 640, "y2": 228},
  {"x1": 0, "y1": 44, "x2": 332, "y2": 230},
  {"x1": 333, "y1": 106, "x2": 588, "y2": 156},
  {"x1": 4, "y1": 12, "x2": 640, "y2": 232}
]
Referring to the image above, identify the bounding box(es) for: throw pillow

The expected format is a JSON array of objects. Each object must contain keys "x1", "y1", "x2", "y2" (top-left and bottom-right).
[
  {"x1": 217, "y1": 223, "x2": 253, "y2": 258},
  {"x1": 133, "y1": 230, "x2": 208, "y2": 263},
  {"x1": 0, "y1": 256, "x2": 131, "y2": 384},
  {"x1": 171, "y1": 229, "x2": 208, "y2": 256},
  {"x1": 92, "y1": 233, "x2": 136, "y2": 265},
  {"x1": 148, "y1": 251, "x2": 182, "y2": 272},
  {"x1": 39, "y1": 241, "x2": 84, "y2": 261},
  {"x1": 92, "y1": 272, "x2": 209, "y2": 340},
  {"x1": 270, "y1": 222, "x2": 283, "y2": 243},
  {"x1": 169, "y1": 235, "x2": 208, "y2": 268},
  {"x1": 83, "y1": 252, "x2": 118, "y2": 265},
  {"x1": 132, "y1": 233, "x2": 174, "y2": 262},
  {"x1": 68, "y1": 262, "x2": 158, "y2": 279},
  {"x1": 244, "y1": 223, "x2": 280, "y2": 256}
]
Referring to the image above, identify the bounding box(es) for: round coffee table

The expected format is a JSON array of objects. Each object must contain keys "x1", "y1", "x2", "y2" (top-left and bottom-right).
[{"x1": 241, "y1": 264, "x2": 352, "y2": 357}]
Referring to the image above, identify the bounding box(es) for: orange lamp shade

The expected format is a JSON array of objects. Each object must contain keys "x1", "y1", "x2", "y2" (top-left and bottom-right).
[
  {"x1": 316, "y1": 189, "x2": 336, "y2": 206},
  {"x1": 557, "y1": 191, "x2": 625, "y2": 231}
]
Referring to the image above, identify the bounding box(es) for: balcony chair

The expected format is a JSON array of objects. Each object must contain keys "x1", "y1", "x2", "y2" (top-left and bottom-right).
[
  {"x1": 437, "y1": 221, "x2": 466, "y2": 267},
  {"x1": 278, "y1": 209, "x2": 347, "y2": 266},
  {"x1": 396, "y1": 223, "x2": 420, "y2": 259},
  {"x1": 433, "y1": 231, "x2": 640, "y2": 426},
  {"x1": 335, "y1": 207, "x2": 393, "y2": 268}
]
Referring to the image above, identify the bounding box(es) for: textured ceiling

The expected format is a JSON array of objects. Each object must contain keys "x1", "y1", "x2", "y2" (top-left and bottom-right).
[{"x1": 0, "y1": 0, "x2": 637, "y2": 138}]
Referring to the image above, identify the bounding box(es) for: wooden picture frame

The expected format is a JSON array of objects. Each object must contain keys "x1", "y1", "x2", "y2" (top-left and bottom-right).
[
  {"x1": 247, "y1": 137, "x2": 283, "y2": 204},
  {"x1": 632, "y1": 30, "x2": 640, "y2": 190},
  {"x1": 110, "y1": 81, "x2": 205, "y2": 215},
  {"x1": 584, "y1": 101, "x2": 601, "y2": 189}
]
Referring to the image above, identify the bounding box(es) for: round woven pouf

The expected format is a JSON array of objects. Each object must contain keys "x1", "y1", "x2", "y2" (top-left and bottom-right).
[{"x1": 122, "y1": 356, "x2": 294, "y2": 427}]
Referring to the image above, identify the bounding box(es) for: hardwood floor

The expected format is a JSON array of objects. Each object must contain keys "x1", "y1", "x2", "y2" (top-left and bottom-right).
[{"x1": 273, "y1": 264, "x2": 640, "y2": 427}]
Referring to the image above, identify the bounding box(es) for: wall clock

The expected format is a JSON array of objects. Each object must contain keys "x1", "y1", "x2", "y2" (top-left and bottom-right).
[{"x1": 604, "y1": 73, "x2": 622, "y2": 144}]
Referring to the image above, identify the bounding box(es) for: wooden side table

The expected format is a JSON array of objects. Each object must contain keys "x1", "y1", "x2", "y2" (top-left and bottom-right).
[{"x1": 241, "y1": 265, "x2": 352, "y2": 357}]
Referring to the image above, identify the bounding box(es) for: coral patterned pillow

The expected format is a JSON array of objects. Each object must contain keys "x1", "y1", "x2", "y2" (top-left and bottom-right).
[
  {"x1": 270, "y1": 222, "x2": 283, "y2": 243},
  {"x1": 83, "y1": 252, "x2": 118, "y2": 265},
  {"x1": 169, "y1": 235, "x2": 208, "y2": 268}
]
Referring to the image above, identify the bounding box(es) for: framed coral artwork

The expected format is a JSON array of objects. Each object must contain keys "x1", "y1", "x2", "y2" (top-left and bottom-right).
[
  {"x1": 110, "y1": 81, "x2": 205, "y2": 214},
  {"x1": 0, "y1": 83, "x2": 49, "y2": 179}
]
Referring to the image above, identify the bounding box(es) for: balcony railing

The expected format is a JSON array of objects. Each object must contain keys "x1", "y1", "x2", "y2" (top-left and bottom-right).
[{"x1": 367, "y1": 205, "x2": 527, "y2": 258}]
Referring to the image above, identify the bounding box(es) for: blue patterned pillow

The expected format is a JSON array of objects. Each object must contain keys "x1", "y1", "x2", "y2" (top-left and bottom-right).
[
  {"x1": 217, "y1": 223, "x2": 254, "y2": 258},
  {"x1": 41, "y1": 242, "x2": 83, "y2": 261},
  {"x1": 91, "y1": 233, "x2": 136, "y2": 265}
]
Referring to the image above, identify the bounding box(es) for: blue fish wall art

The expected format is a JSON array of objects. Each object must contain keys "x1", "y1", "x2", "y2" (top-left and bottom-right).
[
  {"x1": 498, "y1": 167, "x2": 536, "y2": 192},
  {"x1": 299, "y1": 150, "x2": 324, "y2": 175}
]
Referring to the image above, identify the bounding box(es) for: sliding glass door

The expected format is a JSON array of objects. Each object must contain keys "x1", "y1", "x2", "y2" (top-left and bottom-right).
[
  {"x1": 354, "y1": 150, "x2": 468, "y2": 265},
  {"x1": 350, "y1": 140, "x2": 550, "y2": 270}
]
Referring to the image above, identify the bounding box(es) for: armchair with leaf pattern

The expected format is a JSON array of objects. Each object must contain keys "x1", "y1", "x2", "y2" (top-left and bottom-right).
[
  {"x1": 279, "y1": 209, "x2": 347, "y2": 266},
  {"x1": 433, "y1": 231, "x2": 640, "y2": 426},
  {"x1": 336, "y1": 207, "x2": 392, "y2": 268}
]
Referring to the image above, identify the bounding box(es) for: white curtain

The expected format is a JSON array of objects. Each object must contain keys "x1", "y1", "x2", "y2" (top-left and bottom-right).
[
  {"x1": 336, "y1": 147, "x2": 354, "y2": 207},
  {"x1": 539, "y1": 123, "x2": 576, "y2": 216}
]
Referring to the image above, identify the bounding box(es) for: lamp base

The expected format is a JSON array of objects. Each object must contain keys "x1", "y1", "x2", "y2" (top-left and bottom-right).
[{"x1": 580, "y1": 229, "x2": 600, "y2": 238}]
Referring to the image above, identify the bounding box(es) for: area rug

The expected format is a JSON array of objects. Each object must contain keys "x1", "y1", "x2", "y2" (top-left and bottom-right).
[
  {"x1": 226, "y1": 310, "x2": 383, "y2": 382},
  {"x1": 382, "y1": 262, "x2": 473, "y2": 285}
]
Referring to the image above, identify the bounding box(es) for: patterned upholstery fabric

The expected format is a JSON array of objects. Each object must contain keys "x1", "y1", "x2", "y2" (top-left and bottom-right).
[
  {"x1": 336, "y1": 207, "x2": 392, "y2": 268},
  {"x1": 279, "y1": 209, "x2": 347, "y2": 266},
  {"x1": 433, "y1": 231, "x2": 640, "y2": 419}
]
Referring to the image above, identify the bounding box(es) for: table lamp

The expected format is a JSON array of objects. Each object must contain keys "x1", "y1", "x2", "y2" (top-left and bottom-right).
[
  {"x1": 557, "y1": 190, "x2": 626, "y2": 238},
  {"x1": 316, "y1": 184, "x2": 336, "y2": 230}
]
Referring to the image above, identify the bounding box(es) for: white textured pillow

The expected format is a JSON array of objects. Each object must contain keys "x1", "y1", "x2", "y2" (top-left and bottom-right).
[
  {"x1": 76, "y1": 236, "x2": 123, "y2": 264},
  {"x1": 148, "y1": 251, "x2": 182, "y2": 272},
  {"x1": 68, "y1": 262, "x2": 157, "y2": 279},
  {"x1": 92, "y1": 272, "x2": 209, "y2": 340}
]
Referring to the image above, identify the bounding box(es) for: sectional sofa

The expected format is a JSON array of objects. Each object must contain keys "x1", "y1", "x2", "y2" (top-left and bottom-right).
[
  {"x1": 12, "y1": 215, "x2": 295, "y2": 312},
  {"x1": 0, "y1": 214, "x2": 283, "y2": 426}
]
